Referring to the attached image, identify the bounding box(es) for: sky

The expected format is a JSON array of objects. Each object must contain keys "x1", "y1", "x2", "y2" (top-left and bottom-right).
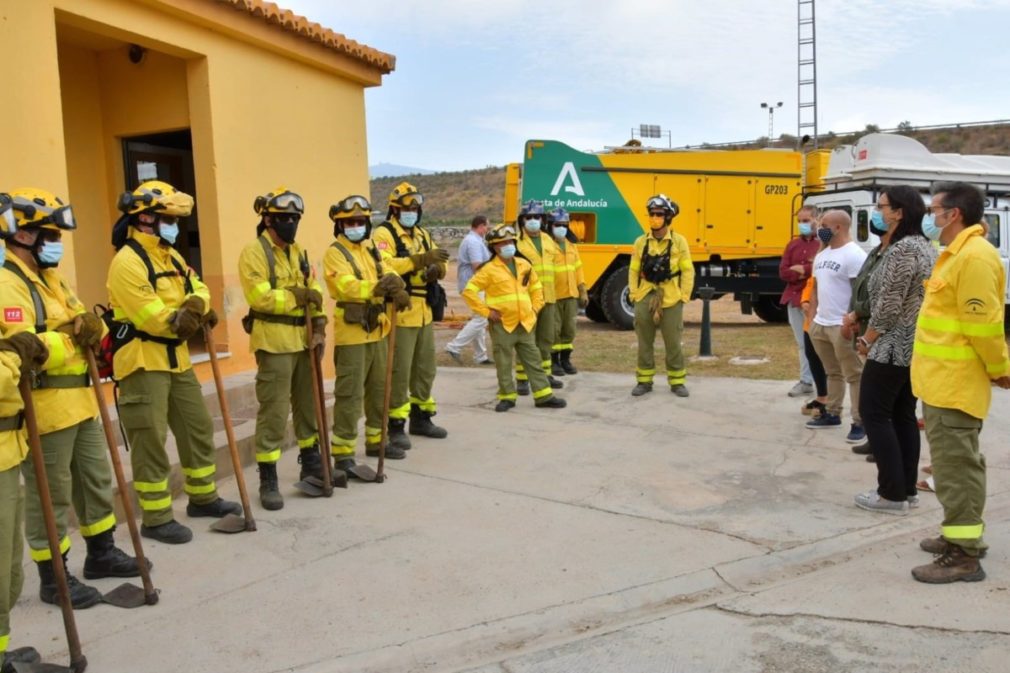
[{"x1": 282, "y1": 0, "x2": 1010, "y2": 172}]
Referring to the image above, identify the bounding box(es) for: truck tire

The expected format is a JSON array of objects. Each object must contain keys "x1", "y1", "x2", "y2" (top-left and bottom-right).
[
  {"x1": 752, "y1": 295, "x2": 789, "y2": 323},
  {"x1": 600, "y1": 266, "x2": 635, "y2": 330},
  {"x1": 585, "y1": 298, "x2": 607, "y2": 323}
]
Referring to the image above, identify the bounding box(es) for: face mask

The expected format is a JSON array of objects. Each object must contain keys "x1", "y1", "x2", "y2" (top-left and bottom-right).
[
  {"x1": 816, "y1": 227, "x2": 833, "y2": 244},
  {"x1": 552, "y1": 226, "x2": 568, "y2": 240},
  {"x1": 272, "y1": 217, "x2": 299, "y2": 244},
  {"x1": 798, "y1": 221, "x2": 813, "y2": 237},
  {"x1": 524, "y1": 219, "x2": 541, "y2": 233},
  {"x1": 921, "y1": 213, "x2": 942, "y2": 241},
  {"x1": 345, "y1": 225, "x2": 367, "y2": 242},
  {"x1": 38, "y1": 240, "x2": 64, "y2": 267},
  {"x1": 159, "y1": 222, "x2": 180, "y2": 246},
  {"x1": 399, "y1": 211, "x2": 419, "y2": 228},
  {"x1": 870, "y1": 210, "x2": 888, "y2": 236},
  {"x1": 649, "y1": 215, "x2": 667, "y2": 230},
  {"x1": 498, "y1": 243, "x2": 516, "y2": 259},
  {"x1": 1, "y1": 208, "x2": 14, "y2": 235}
]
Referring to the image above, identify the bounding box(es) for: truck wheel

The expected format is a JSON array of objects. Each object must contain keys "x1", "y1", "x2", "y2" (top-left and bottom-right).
[
  {"x1": 585, "y1": 299, "x2": 607, "y2": 323},
  {"x1": 752, "y1": 296, "x2": 788, "y2": 323},
  {"x1": 600, "y1": 266, "x2": 635, "y2": 330}
]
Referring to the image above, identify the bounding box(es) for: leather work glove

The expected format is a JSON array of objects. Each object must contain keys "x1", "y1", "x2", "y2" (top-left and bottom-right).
[
  {"x1": 289, "y1": 287, "x2": 323, "y2": 310},
  {"x1": 577, "y1": 284, "x2": 589, "y2": 309},
  {"x1": 409, "y1": 247, "x2": 449, "y2": 270},
  {"x1": 391, "y1": 289, "x2": 411, "y2": 312},
  {"x1": 202, "y1": 308, "x2": 219, "y2": 330},
  {"x1": 425, "y1": 263, "x2": 446, "y2": 281},
  {"x1": 180, "y1": 295, "x2": 206, "y2": 315},
  {"x1": 0, "y1": 332, "x2": 49, "y2": 376},
  {"x1": 372, "y1": 273, "x2": 406, "y2": 298},
  {"x1": 310, "y1": 316, "x2": 327, "y2": 349},
  {"x1": 648, "y1": 292, "x2": 663, "y2": 326},
  {"x1": 170, "y1": 307, "x2": 203, "y2": 340}
]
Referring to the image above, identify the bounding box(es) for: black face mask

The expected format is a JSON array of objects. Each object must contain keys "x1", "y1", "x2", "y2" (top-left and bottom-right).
[{"x1": 271, "y1": 215, "x2": 300, "y2": 244}]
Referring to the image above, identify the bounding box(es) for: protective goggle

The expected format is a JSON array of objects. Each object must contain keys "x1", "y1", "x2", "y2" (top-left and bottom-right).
[
  {"x1": 12, "y1": 196, "x2": 77, "y2": 230},
  {"x1": 488, "y1": 225, "x2": 517, "y2": 241},
  {"x1": 256, "y1": 191, "x2": 304, "y2": 215},
  {"x1": 333, "y1": 195, "x2": 371, "y2": 216},
  {"x1": 0, "y1": 194, "x2": 15, "y2": 237},
  {"x1": 395, "y1": 192, "x2": 424, "y2": 208}
]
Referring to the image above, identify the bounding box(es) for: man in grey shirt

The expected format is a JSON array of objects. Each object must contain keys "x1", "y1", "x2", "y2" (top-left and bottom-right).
[{"x1": 446, "y1": 215, "x2": 492, "y2": 364}]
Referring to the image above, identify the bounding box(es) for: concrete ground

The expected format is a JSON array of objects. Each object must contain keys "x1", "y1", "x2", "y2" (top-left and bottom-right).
[{"x1": 13, "y1": 367, "x2": 1010, "y2": 673}]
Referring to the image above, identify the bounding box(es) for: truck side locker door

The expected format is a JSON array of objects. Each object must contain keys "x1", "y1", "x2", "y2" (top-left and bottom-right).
[
  {"x1": 703, "y1": 176, "x2": 753, "y2": 256},
  {"x1": 752, "y1": 178, "x2": 800, "y2": 253},
  {"x1": 655, "y1": 174, "x2": 703, "y2": 251}
]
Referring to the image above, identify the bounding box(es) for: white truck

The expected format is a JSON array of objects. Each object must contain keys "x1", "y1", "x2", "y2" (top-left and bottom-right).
[{"x1": 804, "y1": 133, "x2": 1010, "y2": 312}]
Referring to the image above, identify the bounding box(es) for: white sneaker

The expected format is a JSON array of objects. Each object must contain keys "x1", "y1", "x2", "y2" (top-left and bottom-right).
[
  {"x1": 853, "y1": 490, "x2": 907, "y2": 515},
  {"x1": 788, "y1": 381, "x2": 814, "y2": 397}
]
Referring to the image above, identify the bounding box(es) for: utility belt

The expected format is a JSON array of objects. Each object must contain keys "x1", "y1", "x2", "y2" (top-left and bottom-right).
[
  {"x1": 241, "y1": 310, "x2": 307, "y2": 334},
  {"x1": 33, "y1": 372, "x2": 91, "y2": 390},
  {"x1": 0, "y1": 412, "x2": 24, "y2": 432},
  {"x1": 134, "y1": 329, "x2": 184, "y2": 370},
  {"x1": 338, "y1": 301, "x2": 385, "y2": 333}
]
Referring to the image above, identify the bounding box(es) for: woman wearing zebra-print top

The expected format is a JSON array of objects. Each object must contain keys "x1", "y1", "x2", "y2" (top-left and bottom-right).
[{"x1": 853, "y1": 185, "x2": 937, "y2": 514}]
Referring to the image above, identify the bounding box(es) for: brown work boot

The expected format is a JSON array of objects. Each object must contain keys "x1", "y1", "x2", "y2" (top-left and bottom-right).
[
  {"x1": 919, "y1": 536, "x2": 987, "y2": 558},
  {"x1": 911, "y1": 544, "x2": 985, "y2": 584}
]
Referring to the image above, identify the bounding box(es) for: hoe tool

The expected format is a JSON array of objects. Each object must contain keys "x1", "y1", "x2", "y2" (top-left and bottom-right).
[
  {"x1": 203, "y1": 325, "x2": 256, "y2": 533},
  {"x1": 84, "y1": 350, "x2": 157, "y2": 607}
]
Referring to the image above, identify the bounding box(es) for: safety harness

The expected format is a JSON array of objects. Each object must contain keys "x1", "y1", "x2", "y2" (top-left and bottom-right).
[
  {"x1": 638, "y1": 238, "x2": 681, "y2": 287},
  {"x1": 331, "y1": 240, "x2": 385, "y2": 332},
  {"x1": 242, "y1": 236, "x2": 308, "y2": 330},
  {"x1": 377, "y1": 221, "x2": 446, "y2": 320}
]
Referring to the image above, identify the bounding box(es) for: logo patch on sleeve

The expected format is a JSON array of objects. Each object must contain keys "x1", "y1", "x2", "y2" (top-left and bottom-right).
[
  {"x1": 376, "y1": 241, "x2": 389, "y2": 251},
  {"x1": 4, "y1": 307, "x2": 24, "y2": 323}
]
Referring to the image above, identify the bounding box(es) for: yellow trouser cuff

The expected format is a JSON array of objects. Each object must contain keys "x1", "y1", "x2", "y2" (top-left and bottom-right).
[
  {"x1": 498, "y1": 392, "x2": 518, "y2": 401},
  {"x1": 183, "y1": 465, "x2": 216, "y2": 479},
  {"x1": 139, "y1": 496, "x2": 172, "y2": 511},
  {"x1": 30, "y1": 535, "x2": 71, "y2": 562},
  {"x1": 184, "y1": 482, "x2": 217, "y2": 495},
  {"x1": 256, "y1": 449, "x2": 282, "y2": 463},
  {"x1": 389, "y1": 402, "x2": 411, "y2": 420},
  {"x1": 943, "y1": 523, "x2": 984, "y2": 539},
  {"x1": 79, "y1": 513, "x2": 117, "y2": 537},
  {"x1": 532, "y1": 387, "x2": 553, "y2": 400},
  {"x1": 297, "y1": 435, "x2": 319, "y2": 449}
]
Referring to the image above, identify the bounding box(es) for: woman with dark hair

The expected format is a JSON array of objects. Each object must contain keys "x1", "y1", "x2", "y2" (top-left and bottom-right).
[{"x1": 852, "y1": 185, "x2": 937, "y2": 514}]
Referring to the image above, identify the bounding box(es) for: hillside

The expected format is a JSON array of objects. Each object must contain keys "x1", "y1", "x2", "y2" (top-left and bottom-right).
[{"x1": 369, "y1": 122, "x2": 1010, "y2": 226}]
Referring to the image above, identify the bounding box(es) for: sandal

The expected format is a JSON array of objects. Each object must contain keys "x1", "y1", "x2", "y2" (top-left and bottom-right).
[{"x1": 916, "y1": 476, "x2": 935, "y2": 493}]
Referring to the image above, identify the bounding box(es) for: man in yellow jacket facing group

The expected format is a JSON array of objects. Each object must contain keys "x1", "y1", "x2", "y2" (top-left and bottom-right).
[
  {"x1": 1, "y1": 188, "x2": 146, "y2": 610},
  {"x1": 910, "y1": 182, "x2": 1010, "y2": 584},
  {"x1": 463, "y1": 224, "x2": 566, "y2": 413},
  {"x1": 629, "y1": 194, "x2": 695, "y2": 398},
  {"x1": 515, "y1": 200, "x2": 563, "y2": 395},
  {"x1": 239, "y1": 188, "x2": 326, "y2": 510},
  {"x1": 108, "y1": 181, "x2": 240, "y2": 545}
]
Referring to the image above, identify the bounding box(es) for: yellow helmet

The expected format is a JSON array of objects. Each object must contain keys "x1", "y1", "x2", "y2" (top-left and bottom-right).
[
  {"x1": 118, "y1": 180, "x2": 193, "y2": 217},
  {"x1": 388, "y1": 181, "x2": 424, "y2": 208},
  {"x1": 9, "y1": 187, "x2": 77, "y2": 231},
  {"x1": 484, "y1": 223, "x2": 517, "y2": 250},
  {"x1": 254, "y1": 187, "x2": 304, "y2": 215},
  {"x1": 0, "y1": 193, "x2": 16, "y2": 239}
]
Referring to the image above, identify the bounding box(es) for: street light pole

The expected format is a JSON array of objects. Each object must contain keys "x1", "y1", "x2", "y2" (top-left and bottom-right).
[{"x1": 760, "y1": 101, "x2": 784, "y2": 144}]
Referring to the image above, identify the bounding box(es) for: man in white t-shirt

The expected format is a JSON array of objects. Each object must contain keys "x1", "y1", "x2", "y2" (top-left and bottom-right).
[{"x1": 807, "y1": 210, "x2": 868, "y2": 438}]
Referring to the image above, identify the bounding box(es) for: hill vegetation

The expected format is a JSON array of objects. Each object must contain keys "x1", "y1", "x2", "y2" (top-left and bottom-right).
[{"x1": 370, "y1": 121, "x2": 1010, "y2": 227}]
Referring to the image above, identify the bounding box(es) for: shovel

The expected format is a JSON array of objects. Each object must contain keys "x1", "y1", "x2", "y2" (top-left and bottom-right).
[
  {"x1": 203, "y1": 325, "x2": 256, "y2": 534},
  {"x1": 374, "y1": 304, "x2": 399, "y2": 484},
  {"x1": 19, "y1": 377, "x2": 88, "y2": 673},
  {"x1": 83, "y1": 351, "x2": 158, "y2": 608}
]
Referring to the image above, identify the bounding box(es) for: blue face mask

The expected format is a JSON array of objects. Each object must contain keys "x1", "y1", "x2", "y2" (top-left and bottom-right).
[
  {"x1": 399, "y1": 211, "x2": 419, "y2": 228},
  {"x1": 38, "y1": 240, "x2": 64, "y2": 267},
  {"x1": 159, "y1": 222, "x2": 180, "y2": 246},
  {"x1": 816, "y1": 227, "x2": 833, "y2": 244},
  {"x1": 921, "y1": 213, "x2": 942, "y2": 241},
  {"x1": 798, "y1": 221, "x2": 813, "y2": 237},
  {"x1": 552, "y1": 226, "x2": 568, "y2": 240},
  {"x1": 498, "y1": 243, "x2": 516, "y2": 259},
  {"x1": 870, "y1": 210, "x2": 888, "y2": 236},
  {"x1": 345, "y1": 225, "x2": 367, "y2": 242},
  {"x1": 524, "y1": 218, "x2": 541, "y2": 233}
]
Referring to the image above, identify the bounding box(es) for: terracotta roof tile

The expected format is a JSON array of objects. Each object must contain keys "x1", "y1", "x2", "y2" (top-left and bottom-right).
[{"x1": 212, "y1": 0, "x2": 395, "y2": 74}]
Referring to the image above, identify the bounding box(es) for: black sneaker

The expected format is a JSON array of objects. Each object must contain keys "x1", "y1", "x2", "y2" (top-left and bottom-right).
[
  {"x1": 806, "y1": 413, "x2": 841, "y2": 429},
  {"x1": 141, "y1": 520, "x2": 193, "y2": 545},
  {"x1": 186, "y1": 498, "x2": 242, "y2": 518},
  {"x1": 495, "y1": 399, "x2": 516, "y2": 412}
]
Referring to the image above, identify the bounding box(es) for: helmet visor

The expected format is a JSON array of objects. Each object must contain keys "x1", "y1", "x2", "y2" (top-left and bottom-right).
[
  {"x1": 12, "y1": 196, "x2": 78, "y2": 230},
  {"x1": 398, "y1": 192, "x2": 424, "y2": 208},
  {"x1": 0, "y1": 197, "x2": 16, "y2": 238},
  {"x1": 269, "y1": 192, "x2": 304, "y2": 214},
  {"x1": 334, "y1": 195, "x2": 372, "y2": 217}
]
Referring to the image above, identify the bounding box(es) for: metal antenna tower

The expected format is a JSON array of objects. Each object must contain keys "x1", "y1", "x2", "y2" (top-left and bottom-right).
[{"x1": 797, "y1": 0, "x2": 818, "y2": 148}]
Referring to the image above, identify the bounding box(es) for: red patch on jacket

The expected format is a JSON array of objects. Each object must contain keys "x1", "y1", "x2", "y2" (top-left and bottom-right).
[
  {"x1": 4, "y1": 307, "x2": 24, "y2": 323},
  {"x1": 376, "y1": 241, "x2": 389, "y2": 250}
]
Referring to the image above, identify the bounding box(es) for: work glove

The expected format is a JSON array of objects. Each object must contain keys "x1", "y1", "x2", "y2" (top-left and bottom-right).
[
  {"x1": 180, "y1": 295, "x2": 206, "y2": 315},
  {"x1": 409, "y1": 247, "x2": 449, "y2": 270},
  {"x1": 391, "y1": 289, "x2": 411, "y2": 312},
  {"x1": 289, "y1": 287, "x2": 323, "y2": 310},
  {"x1": 648, "y1": 292, "x2": 663, "y2": 326},
  {"x1": 310, "y1": 316, "x2": 327, "y2": 349},
  {"x1": 202, "y1": 308, "x2": 219, "y2": 330},
  {"x1": 55, "y1": 313, "x2": 104, "y2": 349},
  {"x1": 372, "y1": 273, "x2": 406, "y2": 298},
  {"x1": 0, "y1": 332, "x2": 49, "y2": 376},
  {"x1": 577, "y1": 284, "x2": 589, "y2": 309},
  {"x1": 425, "y1": 263, "x2": 446, "y2": 281},
  {"x1": 170, "y1": 307, "x2": 203, "y2": 340}
]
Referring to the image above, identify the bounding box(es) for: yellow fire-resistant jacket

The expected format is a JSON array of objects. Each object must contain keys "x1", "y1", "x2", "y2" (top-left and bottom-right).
[
  {"x1": 238, "y1": 233, "x2": 325, "y2": 354},
  {"x1": 0, "y1": 256, "x2": 103, "y2": 435},
  {"x1": 462, "y1": 256, "x2": 543, "y2": 333},
  {"x1": 517, "y1": 232, "x2": 559, "y2": 304},
  {"x1": 107, "y1": 230, "x2": 210, "y2": 380},
  {"x1": 628, "y1": 230, "x2": 695, "y2": 307},
  {"x1": 371, "y1": 218, "x2": 446, "y2": 328},
  {"x1": 0, "y1": 351, "x2": 28, "y2": 472},
  {"x1": 552, "y1": 238, "x2": 585, "y2": 300},
  {"x1": 322, "y1": 235, "x2": 393, "y2": 346},
  {"x1": 912, "y1": 224, "x2": 1010, "y2": 419}
]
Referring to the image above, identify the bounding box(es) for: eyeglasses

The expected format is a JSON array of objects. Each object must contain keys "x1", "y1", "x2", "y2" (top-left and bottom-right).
[
  {"x1": 648, "y1": 211, "x2": 667, "y2": 218},
  {"x1": 271, "y1": 213, "x2": 300, "y2": 225}
]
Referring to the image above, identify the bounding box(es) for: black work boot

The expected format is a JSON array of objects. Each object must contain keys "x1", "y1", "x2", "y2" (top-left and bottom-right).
[
  {"x1": 366, "y1": 442, "x2": 406, "y2": 459},
  {"x1": 37, "y1": 556, "x2": 102, "y2": 609},
  {"x1": 297, "y1": 447, "x2": 324, "y2": 482},
  {"x1": 631, "y1": 382, "x2": 653, "y2": 397},
  {"x1": 516, "y1": 379, "x2": 531, "y2": 396},
  {"x1": 258, "y1": 462, "x2": 284, "y2": 511},
  {"x1": 553, "y1": 351, "x2": 569, "y2": 377},
  {"x1": 560, "y1": 350, "x2": 578, "y2": 374},
  {"x1": 83, "y1": 529, "x2": 150, "y2": 579},
  {"x1": 548, "y1": 375, "x2": 564, "y2": 389},
  {"x1": 409, "y1": 404, "x2": 448, "y2": 438},
  {"x1": 534, "y1": 395, "x2": 567, "y2": 409},
  {"x1": 495, "y1": 399, "x2": 516, "y2": 412},
  {"x1": 2, "y1": 646, "x2": 40, "y2": 672},
  {"x1": 186, "y1": 498, "x2": 242, "y2": 518},
  {"x1": 388, "y1": 419, "x2": 412, "y2": 451},
  {"x1": 141, "y1": 519, "x2": 193, "y2": 544}
]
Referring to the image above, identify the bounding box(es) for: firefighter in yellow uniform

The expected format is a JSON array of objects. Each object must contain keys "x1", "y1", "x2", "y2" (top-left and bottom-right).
[
  {"x1": 239, "y1": 188, "x2": 326, "y2": 510},
  {"x1": 547, "y1": 208, "x2": 588, "y2": 376},
  {"x1": 1, "y1": 188, "x2": 147, "y2": 610},
  {"x1": 515, "y1": 200, "x2": 563, "y2": 395},
  {"x1": 108, "y1": 181, "x2": 240, "y2": 545},
  {"x1": 0, "y1": 193, "x2": 50, "y2": 671},
  {"x1": 463, "y1": 224, "x2": 566, "y2": 412},
  {"x1": 629, "y1": 195, "x2": 695, "y2": 397},
  {"x1": 323, "y1": 195, "x2": 411, "y2": 472},
  {"x1": 371, "y1": 182, "x2": 450, "y2": 450}
]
